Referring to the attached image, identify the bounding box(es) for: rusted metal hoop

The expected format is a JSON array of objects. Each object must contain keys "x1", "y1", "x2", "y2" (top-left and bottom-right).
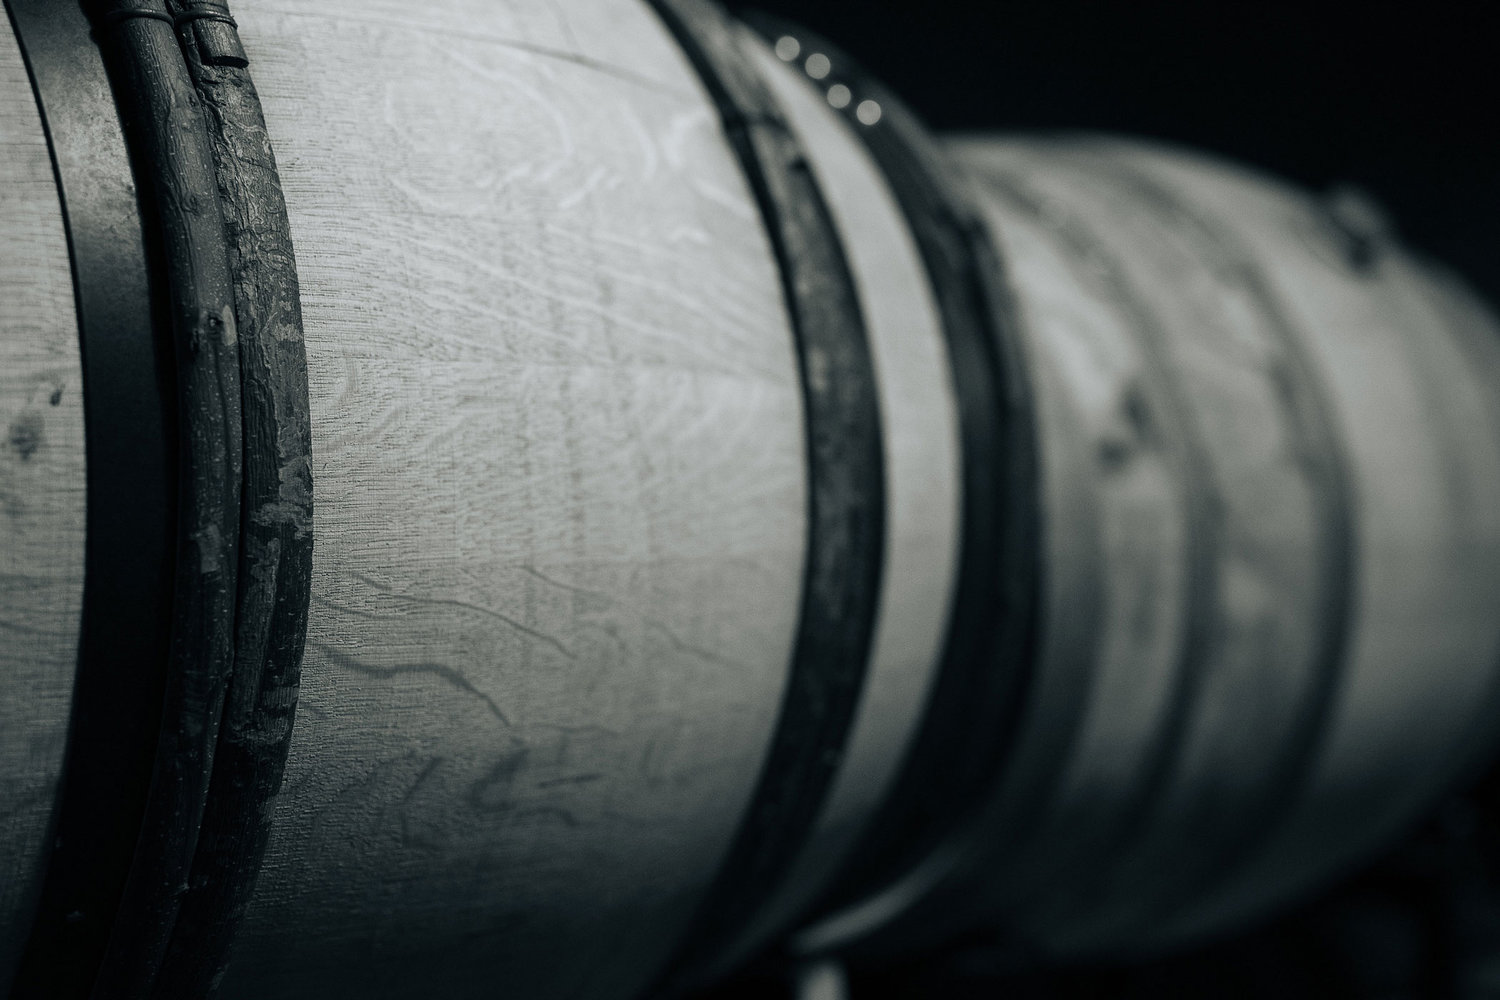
[
  {"x1": 645, "y1": 0, "x2": 888, "y2": 993},
  {"x1": 5, "y1": 0, "x2": 311, "y2": 995}
]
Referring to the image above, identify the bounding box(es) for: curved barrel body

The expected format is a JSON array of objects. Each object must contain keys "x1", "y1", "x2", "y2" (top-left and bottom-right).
[
  {"x1": 1, "y1": 2, "x2": 1498, "y2": 997},
  {"x1": 964, "y1": 136, "x2": 1500, "y2": 955},
  {"x1": 805, "y1": 135, "x2": 1500, "y2": 961},
  {"x1": 0, "y1": 18, "x2": 88, "y2": 989}
]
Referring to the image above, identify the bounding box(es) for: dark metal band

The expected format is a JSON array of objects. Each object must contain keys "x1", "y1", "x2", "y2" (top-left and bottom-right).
[
  {"x1": 153, "y1": 1, "x2": 312, "y2": 993},
  {"x1": 5, "y1": 1, "x2": 178, "y2": 995},
  {"x1": 174, "y1": 9, "x2": 235, "y2": 24},
  {"x1": 6, "y1": 0, "x2": 311, "y2": 995},
  {"x1": 93, "y1": 7, "x2": 173, "y2": 26},
  {"x1": 171, "y1": 0, "x2": 246, "y2": 68},
  {"x1": 81, "y1": 2, "x2": 245, "y2": 67},
  {"x1": 976, "y1": 168, "x2": 1224, "y2": 939},
  {"x1": 743, "y1": 17, "x2": 1044, "y2": 939},
  {"x1": 646, "y1": 0, "x2": 887, "y2": 992},
  {"x1": 85, "y1": 6, "x2": 246, "y2": 995}
]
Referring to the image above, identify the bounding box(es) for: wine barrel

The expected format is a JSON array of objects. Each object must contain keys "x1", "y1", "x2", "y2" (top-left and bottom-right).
[
  {"x1": 798, "y1": 131, "x2": 1500, "y2": 963},
  {"x1": 2, "y1": 2, "x2": 958, "y2": 996},
  {"x1": 1, "y1": 2, "x2": 1498, "y2": 998},
  {"x1": 952, "y1": 136, "x2": 1500, "y2": 957}
]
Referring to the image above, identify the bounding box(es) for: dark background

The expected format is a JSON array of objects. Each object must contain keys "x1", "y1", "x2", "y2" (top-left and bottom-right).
[
  {"x1": 705, "y1": 4, "x2": 1500, "y2": 995},
  {"x1": 722, "y1": 1, "x2": 1498, "y2": 308}
]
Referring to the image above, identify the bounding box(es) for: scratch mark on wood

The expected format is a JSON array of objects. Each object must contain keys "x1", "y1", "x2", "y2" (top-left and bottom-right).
[
  {"x1": 520, "y1": 565, "x2": 747, "y2": 668},
  {"x1": 350, "y1": 572, "x2": 577, "y2": 660},
  {"x1": 309, "y1": 639, "x2": 514, "y2": 728},
  {"x1": 534, "y1": 773, "x2": 604, "y2": 789}
]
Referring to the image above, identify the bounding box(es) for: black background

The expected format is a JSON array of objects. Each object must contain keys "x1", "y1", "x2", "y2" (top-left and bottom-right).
[{"x1": 722, "y1": 1, "x2": 1498, "y2": 308}]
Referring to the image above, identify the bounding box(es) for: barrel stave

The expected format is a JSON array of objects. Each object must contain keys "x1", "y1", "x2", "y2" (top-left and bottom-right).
[
  {"x1": 943, "y1": 135, "x2": 1500, "y2": 956},
  {"x1": 0, "y1": 18, "x2": 88, "y2": 991},
  {"x1": 218, "y1": 3, "x2": 809, "y2": 998},
  {"x1": 3, "y1": 2, "x2": 1500, "y2": 992}
]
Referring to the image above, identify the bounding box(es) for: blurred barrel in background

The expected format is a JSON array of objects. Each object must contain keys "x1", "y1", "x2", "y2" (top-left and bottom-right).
[
  {"x1": 799, "y1": 133, "x2": 1500, "y2": 964},
  {"x1": 952, "y1": 136, "x2": 1500, "y2": 957},
  {"x1": 1, "y1": 1, "x2": 1498, "y2": 998}
]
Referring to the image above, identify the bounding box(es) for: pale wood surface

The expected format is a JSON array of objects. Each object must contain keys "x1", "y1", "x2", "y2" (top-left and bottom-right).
[
  {"x1": 1103, "y1": 139, "x2": 1500, "y2": 942},
  {"x1": 0, "y1": 16, "x2": 86, "y2": 990},
  {"x1": 955, "y1": 138, "x2": 1206, "y2": 923},
  {"x1": 951, "y1": 135, "x2": 1500, "y2": 951},
  {"x1": 727, "y1": 30, "x2": 960, "y2": 961},
  {"x1": 219, "y1": 3, "x2": 811, "y2": 998},
  {"x1": 7, "y1": 1, "x2": 1498, "y2": 978},
  {"x1": 962, "y1": 138, "x2": 1347, "y2": 942}
]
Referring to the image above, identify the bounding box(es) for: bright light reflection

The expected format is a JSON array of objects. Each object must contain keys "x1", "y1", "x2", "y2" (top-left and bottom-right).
[
  {"x1": 827, "y1": 84, "x2": 852, "y2": 109},
  {"x1": 774, "y1": 35, "x2": 800, "y2": 61},
  {"x1": 805, "y1": 53, "x2": 831, "y2": 79},
  {"x1": 855, "y1": 99, "x2": 882, "y2": 125}
]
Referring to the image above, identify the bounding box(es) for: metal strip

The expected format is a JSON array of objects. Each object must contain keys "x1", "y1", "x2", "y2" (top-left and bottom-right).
[
  {"x1": 82, "y1": 4, "x2": 244, "y2": 994},
  {"x1": 6, "y1": 1, "x2": 311, "y2": 994},
  {"x1": 745, "y1": 18, "x2": 1043, "y2": 948},
  {"x1": 3, "y1": 0, "x2": 177, "y2": 995},
  {"x1": 645, "y1": 0, "x2": 887, "y2": 991},
  {"x1": 152, "y1": 1, "x2": 313, "y2": 993}
]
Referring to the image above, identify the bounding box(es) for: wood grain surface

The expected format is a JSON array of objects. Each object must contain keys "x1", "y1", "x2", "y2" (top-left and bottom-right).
[
  {"x1": 217, "y1": 3, "x2": 810, "y2": 998},
  {"x1": 0, "y1": 15, "x2": 86, "y2": 991},
  {"x1": 6, "y1": 3, "x2": 1499, "y2": 986}
]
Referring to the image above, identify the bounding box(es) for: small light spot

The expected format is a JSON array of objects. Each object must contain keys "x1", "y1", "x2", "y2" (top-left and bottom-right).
[
  {"x1": 805, "y1": 53, "x2": 831, "y2": 80},
  {"x1": 807, "y1": 345, "x2": 831, "y2": 394},
  {"x1": 193, "y1": 523, "x2": 225, "y2": 575},
  {"x1": 855, "y1": 99, "x2": 883, "y2": 126},
  {"x1": 220, "y1": 304, "x2": 237, "y2": 347},
  {"x1": 826, "y1": 84, "x2": 852, "y2": 109},
  {"x1": 774, "y1": 35, "x2": 801, "y2": 61}
]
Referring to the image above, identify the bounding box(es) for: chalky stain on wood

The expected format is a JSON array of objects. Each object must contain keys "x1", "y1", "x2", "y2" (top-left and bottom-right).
[
  {"x1": 219, "y1": 3, "x2": 808, "y2": 999},
  {"x1": 0, "y1": 17, "x2": 86, "y2": 991}
]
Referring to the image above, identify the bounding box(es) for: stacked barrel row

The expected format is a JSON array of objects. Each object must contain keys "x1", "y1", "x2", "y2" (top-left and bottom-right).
[{"x1": 1, "y1": 1, "x2": 1497, "y2": 997}]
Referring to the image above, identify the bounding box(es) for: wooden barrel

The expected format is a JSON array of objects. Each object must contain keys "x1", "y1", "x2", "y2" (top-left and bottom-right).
[
  {"x1": 796, "y1": 132, "x2": 1500, "y2": 963},
  {"x1": 949, "y1": 136, "x2": 1500, "y2": 958},
  {"x1": 1, "y1": 2, "x2": 1498, "y2": 997},
  {"x1": 2, "y1": 2, "x2": 959, "y2": 996}
]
